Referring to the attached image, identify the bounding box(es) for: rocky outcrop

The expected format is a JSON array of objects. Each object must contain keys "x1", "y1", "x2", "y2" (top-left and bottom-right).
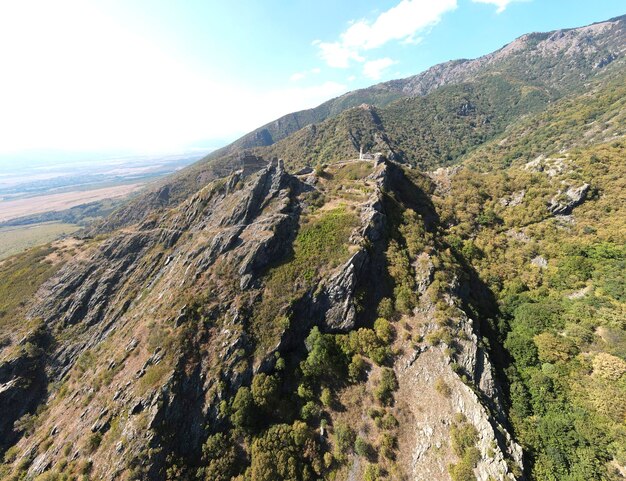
[
  {"x1": 0, "y1": 345, "x2": 47, "y2": 453},
  {"x1": 397, "y1": 284, "x2": 523, "y2": 481},
  {"x1": 548, "y1": 183, "x2": 590, "y2": 215}
]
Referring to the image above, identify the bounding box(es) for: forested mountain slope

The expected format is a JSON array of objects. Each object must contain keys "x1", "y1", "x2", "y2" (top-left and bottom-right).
[{"x1": 98, "y1": 14, "x2": 626, "y2": 231}]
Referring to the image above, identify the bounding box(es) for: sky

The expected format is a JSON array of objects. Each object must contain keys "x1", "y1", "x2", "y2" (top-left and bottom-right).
[{"x1": 0, "y1": 0, "x2": 624, "y2": 162}]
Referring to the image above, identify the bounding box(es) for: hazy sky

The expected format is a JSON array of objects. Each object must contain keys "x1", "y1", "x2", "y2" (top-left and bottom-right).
[{"x1": 0, "y1": 0, "x2": 624, "y2": 159}]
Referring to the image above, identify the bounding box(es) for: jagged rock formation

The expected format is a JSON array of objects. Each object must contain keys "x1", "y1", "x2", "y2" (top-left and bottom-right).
[
  {"x1": 0, "y1": 155, "x2": 524, "y2": 480},
  {"x1": 548, "y1": 183, "x2": 590, "y2": 215}
]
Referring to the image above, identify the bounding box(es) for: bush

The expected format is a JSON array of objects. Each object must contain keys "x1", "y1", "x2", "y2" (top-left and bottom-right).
[
  {"x1": 380, "y1": 413, "x2": 399, "y2": 430},
  {"x1": 301, "y1": 401, "x2": 322, "y2": 421},
  {"x1": 231, "y1": 386, "x2": 254, "y2": 429},
  {"x1": 377, "y1": 298, "x2": 395, "y2": 319},
  {"x1": 354, "y1": 436, "x2": 373, "y2": 458},
  {"x1": 200, "y1": 433, "x2": 237, "y2": 481},
  {"x1": 341, "y1": 328, "x2": 390, "y2": 365},
  {"x1": 363, "y1": 463, "x2": 382, "y2": 481},
  {"x1": 426, "y1": 328, "x2": 453, "y2": 346},
  {"x1": 333, "y1": 422, "x2": 356, "y2": 459},
  {"x1": 435, "y1": 377, "x2": 452, "y2": 398},
  {"x1": 348, "y1": 354, "x2": 366, "y2": 381},
  {"x1": 533, "y1": 332, "x2": 578, "y2": 363},
  {"x1": 87, "y1": 432, "x2": 102, "y2": 453},
  {"x1": 448, "y1": 418, "x2": 480, "y2": 481},
  {"x1": 297, "y1": 383, "x2": 314, "y2": 400},
  {"x1": 450, "y1": 420, "x2": 478, "y2": 457},
  {"x1": 301, "y1": 327, "x2": 346, "y2": 379},
  {"x1": 375, "y1": 368, "x2": 398, "y2": 405},
  {"x1": 251, "y1": 373, "x2": 279, "y2": 410},
  {"x1": 380, "y1": 433, "x2": 397, "y2": 460},
  {"x1": 448, "y1": 459, "x2": 477, "y2": 481},
  {"x1": 374, "y1": 318, "x2": 394, "y2": 344},
  {"x1": 247, "y1": 422, "x2": 320, "y2": 481},
  {"x1": 592, "y1": 353, "x2": 626, "y2": 380},
  {"x1": 394, "y1": 285, "x2": 416, "y2": 314},
  {"x1": 320, "y1": 388, "x2": 333, "y2": 408}
]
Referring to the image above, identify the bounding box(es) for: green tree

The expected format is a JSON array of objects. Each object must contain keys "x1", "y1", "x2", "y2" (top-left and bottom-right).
[
  {"x1": 231, "y1": 386, "x2": 254, "y2": 429},
  {"x1": 251, "y1": 373, "x2": 280, "y2": 410}
]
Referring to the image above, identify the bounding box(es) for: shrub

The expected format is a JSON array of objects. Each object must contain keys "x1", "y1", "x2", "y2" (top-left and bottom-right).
[
  {"x1": 374, "y1": 318, "x2": 394, "y2": 344},
  {"x1": 381, "y1": 413, "x2": 399, "y2": 430},
  {"x1": 200, "y1": 433, "x2": 237, "y2": 481},
  {"x1": 426, "y1": 328, "x2": 453, "y2": 346},
  {"x1": 354, "y1": 437, "x2": 373, "y2": 459},
  {"x1": 375, "y1": 368, "x2": 398, "y2": 405},
  {"x1": 333, "y1": 423, "x2": 356, "y2": 459},
  {"x1": 448, "y1": 459, "x2": 477, "y2": 481},
  {"x1": 231, "y1": 386, "x2": 254, "y2": 429},
  {"x1": 301, "y1": 401, "x2": 322, "y2": 421},
  {"x1": 592, "y1": 353, "x2": 626, "y2": 380},
  {"x1": 251, "y1": 373, "x2": 279, "y2": 410},
  {"x1": 380, "y1": 433, "x2": 397, "y2": 460},
  {"x1": 348, "y1": 354, "x2": 366, "y2": 381},
  {"x1": 248, "y1": 422, "x2": 320, "y2": 481},
  {"x1": 297, "y1": 383, "x2": 314, "y2": 400},
  {"x1": 435, "y1": 377, "x2": 452, "y2": 398},
  {"x1": 369, "y1": 346, "x2": 390, "y2": 366},
  {"x1": 301, "y1": 327, "x2": 346, "y2": 379},
  {"x1": 394, "y1": 285, "x2": 416, "y2": 314},
  {"x1": 533, "y1": 332, "x2": 578, "y2": 363},
  {"x1": 448, "y1": 418, "x2": 480, "y2": 481},
  {"x1": 363, "y1": 463, "x2": 382, "y2": 481},
  {"x1": 320, "y1": 388, "x2": 333, "y2": 408},
  {"x1": 451, "y1": 422, "x2": 479, "y2": 457},
  {"x1": 377, "y1": 298, "x2": 395, "y2": 319},
  {"x1": 87, "y1": 432, "x2": 102, "y2": 453}
]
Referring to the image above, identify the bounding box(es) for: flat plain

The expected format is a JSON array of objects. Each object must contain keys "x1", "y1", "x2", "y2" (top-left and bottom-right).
[
  {"x1": 0, "y1": 183, "x2": 142, "y2": 223},
  {"x1": 0, "y1": 222, "x2": 81, "y2": 260}
]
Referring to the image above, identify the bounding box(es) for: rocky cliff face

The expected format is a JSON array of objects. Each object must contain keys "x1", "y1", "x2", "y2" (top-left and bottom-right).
[
  {"x1": 0, "y1": 154, "x2": 524, "y2": 480},
  {"x1": 388, "y1": 14, "x2": 626, "y2": 97}
]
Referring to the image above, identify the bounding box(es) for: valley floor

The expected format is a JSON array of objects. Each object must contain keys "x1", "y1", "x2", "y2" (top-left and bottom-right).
[
  {"x1": 0, "y1": 183, "x2": 143, "y2": 224},
  {"x1": 0, "y1": 223, "x2": 81, "y2": 260}
]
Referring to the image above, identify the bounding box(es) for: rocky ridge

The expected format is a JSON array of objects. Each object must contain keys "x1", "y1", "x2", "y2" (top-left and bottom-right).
[{"x1": 1, "y1": 155, "x2": 523, "y2": 480}]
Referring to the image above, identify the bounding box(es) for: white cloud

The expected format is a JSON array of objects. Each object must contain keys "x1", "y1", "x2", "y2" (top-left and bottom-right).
[
  {"x1": 316, "y1": 0, "x2": 457, "y2": 68},
  {"x1": 291, "y1": 67, "x2": 322, "y2": 81},
  {"x1": 471, "y1": 0, "x2": 522, "y2": 13},
  {"x1": 363, "y1": 58, "x2": 397, "y2": 80},
  {"x1": 347, "y1": 75, "x2": 357, "y2": 82},
  {"x1": 314, "y1": 39, "x2": 364, "y2": 68},
  {"x1": 290, "y1": 72, "x2": 306, "y2": 81},
  {"x1": 0, "y1": 1, "x2": 348, "y2": 154}
]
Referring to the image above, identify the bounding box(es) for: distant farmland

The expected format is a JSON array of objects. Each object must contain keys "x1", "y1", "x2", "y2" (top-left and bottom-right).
[
  {"x1": 0, "y1": 183, "x2": 142, "y2": 223},
  {"x1": 0, "y1": 223, "x2": 81, "y2": 260}
]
